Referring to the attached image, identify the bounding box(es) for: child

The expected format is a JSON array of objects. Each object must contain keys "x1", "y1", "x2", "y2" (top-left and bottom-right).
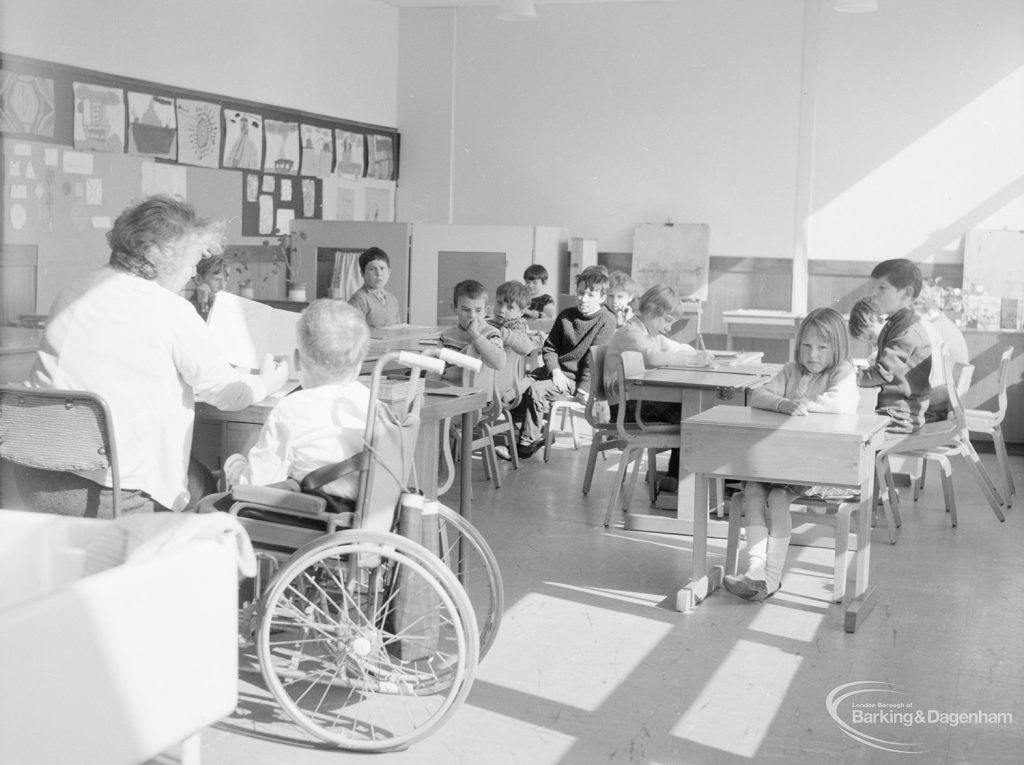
[
  {"x1": 523, "y1": 264, "x2": 555, "y2": 319},
  {"x1": 439, "y1": 279, "x2": 505, "y2": 382},
  {"x1": 222, "y1": 299, "x2": 371, "y2": 500},
  {"x1": 348, "y1": 246, "x2": 401, "y2": 328},
  {"x1": 723, "y1": 307, "x2": 859, "y2": 602},
  {"x1": 191, "y1": 255, "x2": 229, "y2": 321},
  {"x1": 916, "y1": 279, "x2": 969, "y2": 422},
  {"x1": 605, "y1": 271, "x2": 638, "y2": 327},
  {"x1": 512, "y1": 268, "x2": 617, "y2": 458},
  {"x1": 489, "y1": 280, "x2": 535, "y2": 357},
  {"x1": 848, "y1": 296, "x2": 884, "y2": 350},
  {"x1": 604, "y1": 285, "x2": 712, "y2": 493},
  {"x1": 857, "y1": 258, "x2": 933, "y2": 434}
]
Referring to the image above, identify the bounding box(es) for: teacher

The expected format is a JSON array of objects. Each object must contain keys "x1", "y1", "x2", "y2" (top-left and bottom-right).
[{"x1": 19, "y1": 195, "x2": 290, "y2": 515}]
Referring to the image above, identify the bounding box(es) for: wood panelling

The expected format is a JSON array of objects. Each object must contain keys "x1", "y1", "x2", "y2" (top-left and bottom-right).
[{"x1": 0, "y1": 245, "x2": 38, "y2": 325}]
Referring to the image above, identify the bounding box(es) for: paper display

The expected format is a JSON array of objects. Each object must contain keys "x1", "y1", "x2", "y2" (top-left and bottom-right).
[{"x1": 206, "y1": 291, "x2": 300, "y2": 378}]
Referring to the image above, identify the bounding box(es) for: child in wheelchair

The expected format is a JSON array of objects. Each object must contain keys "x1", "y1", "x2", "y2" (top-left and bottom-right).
[{"x1": 218, "y1": 298, "x2": 371, "y2": 501}]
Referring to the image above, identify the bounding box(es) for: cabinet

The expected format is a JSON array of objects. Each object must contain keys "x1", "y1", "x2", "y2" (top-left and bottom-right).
[{"x1": 963, "y1": 330, "x2": 1024, "y2": 443}]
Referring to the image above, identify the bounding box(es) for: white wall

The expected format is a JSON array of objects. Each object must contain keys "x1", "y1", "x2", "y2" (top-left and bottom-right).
[
  {"x1": 0, "y1": 0, "x2": 399, "y2": 127},
  {"x1": 396, "y1": 0, "x2": 1024, "y2": 270}
]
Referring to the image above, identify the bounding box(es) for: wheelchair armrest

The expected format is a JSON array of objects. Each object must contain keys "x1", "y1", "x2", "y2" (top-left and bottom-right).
[{"x1": 231, "y1": 483, "x2": 327, "y2": 516}]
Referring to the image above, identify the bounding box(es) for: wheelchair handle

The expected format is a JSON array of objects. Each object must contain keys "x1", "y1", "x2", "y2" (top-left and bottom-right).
[
  {"x1": 396, "y1": 351, "x2": 446, "y2": 375},
  {"x1": 433, "y1": 348, "x2": 483, "y2": 373}
]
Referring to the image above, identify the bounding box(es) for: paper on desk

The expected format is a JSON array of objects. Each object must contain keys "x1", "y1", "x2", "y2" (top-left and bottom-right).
[{"x1": 207, "y1": 292, "x2": 300, "y2": 379}]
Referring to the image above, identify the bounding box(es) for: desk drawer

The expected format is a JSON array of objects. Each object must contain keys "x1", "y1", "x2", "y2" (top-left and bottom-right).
[{"x1": 682, "y1": 423, "x2": 872, "y2": 487}]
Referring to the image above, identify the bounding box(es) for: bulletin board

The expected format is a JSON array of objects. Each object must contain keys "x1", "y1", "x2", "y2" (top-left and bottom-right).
[
  {"x1": 0, "y1": 52, "x2": 400, "y2": 314},
  {"x1": 963, "y1": 229, "x2": 1024, "y2": 300},
  {"x1": 631, "y1": 222, "x2": 709, "y2": 301}
]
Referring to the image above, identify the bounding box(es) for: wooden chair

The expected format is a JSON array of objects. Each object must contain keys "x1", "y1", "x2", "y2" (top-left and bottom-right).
[
  {"x1": 581, "y1": 345, "x2": 627, "y2": 496},
  {"x1": 602, "y1": 351, "x2": 679, "y2": 527},
  {"x1": 725, "y1": 388, "x2": 884, "y2": 603},
  {"x1": 876, "y1": 352, "x2": 1005, "y2": 528},
  {"x1": 0, "y1": 385, "x2": 122, "y2": 517},
  {"x1": 963, "y1": 346, "x2": 1015, "y2": 508},
  {"x1": 537, "y1": 341, "x2": 587, "y2": 461}
]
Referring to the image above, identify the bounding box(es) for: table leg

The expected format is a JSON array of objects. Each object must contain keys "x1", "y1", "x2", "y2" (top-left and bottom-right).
[
  {"x1": 676, "y1": 471, "x2": 722, "y2": 611},
  {"x1": 844, "y1": 474, "x2": 878, "y2": 632},
  {"x1": 460, "y1": 410, "x2": 473, "y2": 522}
]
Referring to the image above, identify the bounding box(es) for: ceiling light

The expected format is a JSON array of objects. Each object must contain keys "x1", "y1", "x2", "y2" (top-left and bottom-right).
[
  {"x1": 835, "y1": 0, "x2": 878, "y2": 11},
  {"x1": 498, "y1": 0, "x2": 536, "y2": 21}
]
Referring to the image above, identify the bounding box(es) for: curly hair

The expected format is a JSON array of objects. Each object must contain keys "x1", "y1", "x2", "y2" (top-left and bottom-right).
[
  {"x1": 107, "y1": 195, "x2": 224, "y2": 280},
  {"x1": 297, "y1": 299, "x2": 369, "y2": 382}
]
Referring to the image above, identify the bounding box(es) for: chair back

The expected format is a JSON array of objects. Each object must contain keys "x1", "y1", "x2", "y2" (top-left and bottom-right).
[
  {"x1": 953, "y1": 361, "x2": 974, "y2": 399},
  {"x1": 583, "y1": 345, "x2": 608, "y2": 426},
  {"x1": 857, "y1": 387, "x2": 879, "y2": 413},
  {"x1": 614, "y1": 351, "x2": 646, "y2": 436},
  {"x1": 0, "y1": 385, "x2": 121, "y2": 516},
  {"x1": 993, "y1": 346, "x2": 1013, "y2": 421},
  {"x1": 941, "y1": 352, "x2": 974, "y2": 433}
]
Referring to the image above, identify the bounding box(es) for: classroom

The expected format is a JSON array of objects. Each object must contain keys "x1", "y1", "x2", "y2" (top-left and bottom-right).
[{"x1": 0, "y1": 0, "x2": 1022, "y2": 763}]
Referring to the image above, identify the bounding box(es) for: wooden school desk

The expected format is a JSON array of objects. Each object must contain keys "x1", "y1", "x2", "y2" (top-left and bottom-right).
[
  {"x1": 623, "y1": 363, "x2": 778, "y2": 536},
  {"x1": 679, "y1": 405, "x2": 889, "y2": 632},
  {"x1": 193, "y1": 387, "x2": 487, "y2": 521},
  {"x1": 722, "y1": 309, "x2": 801, "y2": 361}
]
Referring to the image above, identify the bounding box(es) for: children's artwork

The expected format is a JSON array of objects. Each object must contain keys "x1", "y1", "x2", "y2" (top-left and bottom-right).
[
  {"x1": 72, "y1": 82, "x2": 125, "y2": 153},
  {"x1": 334, "y1": 129, "x2": 365, "y2": 179},
  {"x1": 241, "y1": 172, "x2": 323, "y2": 235},
  {"x1": 175, "y1": 98, "x2": 222, "y2": 168},
  {"x1": 322, "y1": 177, "x2": 361, "y2": 221},
  {"x1": 126, "y1": 92, "x2": 177, "y2": 159},
  {"x1": 263, "y1": 119, "x2": 300, "y2": 175},
  {"x1": 300, "y1": 124, "x2": 334, "y2": 177},
  {"x1": 0, "y1": 70, "x2": 56, "y2": 138},
  {"x1": 223, "y1": 110, "x2": 263, "y2": 170},
  {"x1": 631, "y1": 222, "x2": 710, "y2": 301},
  {"x1": 364, "y1": 180, "x2": 395, "y2": 222},
  {"x1": 366, "y1": 133, "x2": 395, "y2": 180},
  {"x1": 140, "y1": 161, "x2": 187, "y2": 199}
]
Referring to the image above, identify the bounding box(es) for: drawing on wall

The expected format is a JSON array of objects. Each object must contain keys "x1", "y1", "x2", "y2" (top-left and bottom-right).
[
  {"x1": 334, "y1": 129, "x2": 365, "y2": 179},
  {"x1": 364, "y1": 180, "x2": 394, "y2": 222},
  {"x1": 241, "y1": 172, "x2": 323, "y2": 236},
  {"x1": 223, "y1": 110, "x2": 263, "y2": 170},
  {"x1": 322, "y1": 177, "x2": 360, "y2": 221},
  {"x1": 126, "y1": 92, "x2": 177, "y2": 159},
  {"x1": 366, "y1": 134, "x2": 395, "y2": 180},
  {"x1": 73, "y1": 82, "x2": 125, "y2": 153},
  {"x1": 263, "y1": 119, "x2": 299, "y2": 175},
  {"x1": 0, "y1": 70, "x2": 55, "y2": 138},
  {"x1": 631, "y1": 223, "x2": 709, "y2": 301},
  {"x1": 176, "y1": 98, "x2": 222, "y2": 168},
  {"x1": 300, "y1": 124, "x2": 334, "y2": 178}
]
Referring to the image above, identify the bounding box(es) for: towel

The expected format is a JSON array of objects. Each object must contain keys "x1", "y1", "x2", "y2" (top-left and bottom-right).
[{"x1": 83, "y1": 512, "x2": 257, "y2": 578}]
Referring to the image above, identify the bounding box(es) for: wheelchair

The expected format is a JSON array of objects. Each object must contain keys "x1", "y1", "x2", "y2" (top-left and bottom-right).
[{"x1": 211, "y1": 348, "x2": 504, "y2": 752}]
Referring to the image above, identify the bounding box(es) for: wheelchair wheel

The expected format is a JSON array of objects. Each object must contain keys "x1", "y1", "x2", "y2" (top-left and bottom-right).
[
  {"x1": 255, "y1": 530, "x2": 479, "y2": 752},
  {"x1": 426, "y1": 504, "x2": 504, "y2": 659}
]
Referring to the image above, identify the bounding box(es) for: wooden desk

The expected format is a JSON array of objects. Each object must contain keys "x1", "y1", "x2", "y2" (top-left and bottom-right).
[
  {"x1": 623, "y1": 364, "x2": 777, "y2": 535},
  {"x1": 722, "y1": 309, "x2": 800, "y2": 362},
  {"x1": 679, "y1": 405, "x2": 888, "y2": 632},
  {"x1": 193, "y1": 388, "x2": 487, "y2": 520}
]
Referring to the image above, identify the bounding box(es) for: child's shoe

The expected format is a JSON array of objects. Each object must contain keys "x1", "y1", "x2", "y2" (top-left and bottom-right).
[{"x1": 723, "y1": 574, "x2": 777, "y2": 602}]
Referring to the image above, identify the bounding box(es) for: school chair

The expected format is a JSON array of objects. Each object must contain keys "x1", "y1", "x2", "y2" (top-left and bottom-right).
[
  {"x1": 540, "y1": 343, "x2": 589, "y2": 460},
  {"x1": 0, "y1": 385, "x2": 121, "y2": 517},
  {"x1": 961, "y1": 345, "x2": 1015, "y2": 507},
  {"x1": 467, "y1": 347, "x2": 526, "y2": 487},
  {"x1": 876, "y1": 353, "x2": 1005, "y2": 528},
  {"x1": 580, "y1": 345, "x2": 626, "y2": 495},
  {"x1": 724, "y1": 388, "x2": 884, "y2": 603},
  {"x1": 602, "y1": 351, "x2": 679, "y2": 528}
]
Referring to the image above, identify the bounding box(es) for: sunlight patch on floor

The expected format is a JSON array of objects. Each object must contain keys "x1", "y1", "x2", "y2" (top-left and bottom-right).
[
  {"x1": 545, "y1": 580, "x2": 667, "y2": 607},
  {"x1": 673, "y1": 639, "x2": 802, "y2": 758},
  {"x1": 444, "y1": 703, "x2": 578, "y2": 765},
  {"x1": 476, "y1": 591, "x2": 672, "y2": 711}
]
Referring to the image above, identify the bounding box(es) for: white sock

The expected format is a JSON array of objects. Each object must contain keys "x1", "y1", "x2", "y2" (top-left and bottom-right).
[
  {"x1": 764, "y1": 534, "x2": 790, "y2": 592},
  {"x1": 744, "y1": 524, "x2": 768, "y2": 581}
]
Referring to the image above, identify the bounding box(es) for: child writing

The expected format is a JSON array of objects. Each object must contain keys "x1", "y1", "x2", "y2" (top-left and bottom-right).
[
  {"x1": 512, "y1": 268, "x2": 616, "y2": 458},
  {"x1": 221, "y1": 299, "x2": 371, "y2": 501},
  {"x1": 856, "y1": 258, "x2": 932, "y2": 434},
  {"x1": 348, "y1": 246, "x2": 401, "y2": 328},
  {"x1": 605, "y1": 271, "x2": 639, "y2": 327},
  {"x1": 523, "y1": 264, "x2": 556, "y2": 319},
  {"x1": 191, "y1": 255, "x2": 229, "y2": 321},
  {"x1": 723, "y1": 307, "x2": 859, "y2": 602},
  {"x1": 604, "y1": 285, "x2": 712, "y2": 493},
  {"x1": 439, "y1": 279, "x2": 505, "y2": 382}
]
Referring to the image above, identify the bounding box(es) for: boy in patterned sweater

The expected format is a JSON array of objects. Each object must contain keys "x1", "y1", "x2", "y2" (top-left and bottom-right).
[{"x1": 512, "y1": 268, "x2": 616, "y2": 458}]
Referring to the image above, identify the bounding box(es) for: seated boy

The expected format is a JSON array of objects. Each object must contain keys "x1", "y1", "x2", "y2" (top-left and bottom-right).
[
  {"x1": 439, "y1": 279, "x2": 505, "y2": 382},
  {"x1": 605, "y1": 271, "x2": 638, "y2": 327},
  {"x1": 348, "y1": 246, "x2": 401, "y2": 328},
  {"x1": 848, "y1": 296, "x2": 884, "y2": 355},
  {"x1": 221, "y1": 299, "x2": 371, "y2": 500},
  {"x1": 512, "y1": 268, "x2": 617, "y2": 458},
  {"x1": 523, "y1": 264, "x2": 556, "y2": 319},
  {"x1": 856, "y1": 259, "x2": 933, "y2": 434},
  {"x1": 191, "y1": 255, "x2": 229, "y2": 321},
  {"x1": 916, "y1": 279, "x2": 969, "y2": 421},
  {"x1": 489, "y1": 280, "x2": 535, "y2": 357}
]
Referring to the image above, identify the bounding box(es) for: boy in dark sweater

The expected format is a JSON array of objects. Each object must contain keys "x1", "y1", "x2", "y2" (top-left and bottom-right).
[
  {"x1": 513, "y1": 268, "x2": 616, "y2": 458},
  {"x1": 857, "y1": 258, "x2": 932, "y2": 434}
]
